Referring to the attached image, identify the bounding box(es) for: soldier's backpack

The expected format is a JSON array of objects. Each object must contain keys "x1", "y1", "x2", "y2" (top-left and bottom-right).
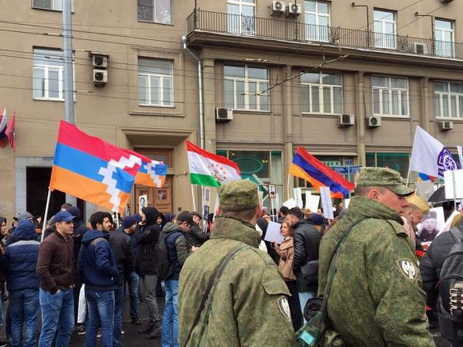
[{"x1": 438, "y1": 225, "x2": 463, "y2": 323}]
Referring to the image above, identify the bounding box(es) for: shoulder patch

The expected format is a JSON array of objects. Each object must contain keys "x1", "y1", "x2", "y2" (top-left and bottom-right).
[
  {"x1": 277, "y1": 296, "x2": 292, "y2": 322},
  {"x1": 397, "y1": 259, "x2": 418, "y2": 281}
]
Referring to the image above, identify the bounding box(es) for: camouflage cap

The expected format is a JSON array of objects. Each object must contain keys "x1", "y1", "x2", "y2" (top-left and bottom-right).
[
  {"x1": 356, "y1": 167, "x2": 414, "y2": 196},
  {"x1": 218, "y1": 180, "x2": 259, "y2": 212}
]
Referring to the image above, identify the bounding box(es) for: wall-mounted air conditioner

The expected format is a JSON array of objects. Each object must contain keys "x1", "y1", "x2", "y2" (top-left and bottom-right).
[
  {"x1": 338, "y1": 114, "x2": 355, "y2": 127},
  {"x1": 271, "y1": 1, "x2": 286, "y2": 15},
  {"x1": 93, "y1": 69, "x2": 108, "y2": 86},
  {"x1": 439, "y1": 120, "x2": 453, "y2": 131},
  {"x1": 216, "y1": 107, "x2": 233, "y2": 122},
  {"x1": 367, "y1": 115, "x2": 381, "y2": 128},
  {"x1": 287, "y1": 3, "x2": 301, "y2": 16}
]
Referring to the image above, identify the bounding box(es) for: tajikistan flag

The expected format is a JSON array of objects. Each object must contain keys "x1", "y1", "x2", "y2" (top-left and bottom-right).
[{"x1": 186, "y1": 141, "x2": 241, "y2": 187}]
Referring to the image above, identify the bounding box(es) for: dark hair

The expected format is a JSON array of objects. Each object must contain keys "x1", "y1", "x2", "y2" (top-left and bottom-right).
[
  {"x1": 61, "y1": 203, "x2": 73, "y2": 210},
  {"x1": 0, "y1": 217, "x2": 6, "y2": 225},
  {"x1": 89, "y1": 211, "x2": 112, "y2": 229},
  {"x1": 287, "y1": 207, "x2": 304, "y2": 220},
  {"x1": 279, "y1": 206, "x2": 289, "y2": 215}
]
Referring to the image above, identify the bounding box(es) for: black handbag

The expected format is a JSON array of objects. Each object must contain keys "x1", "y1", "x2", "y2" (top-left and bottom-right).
[{"x1": 296, "y1": 219, "x2": 366, "y2": 347}]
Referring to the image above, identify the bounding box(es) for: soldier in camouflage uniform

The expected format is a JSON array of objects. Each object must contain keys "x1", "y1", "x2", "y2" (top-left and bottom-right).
[
  {"x1": 318, "y1": 167, "x2": 435, "y2": 347},
  {"x1": 178, "y1": 180, "x2": 295, "y2": 347}
]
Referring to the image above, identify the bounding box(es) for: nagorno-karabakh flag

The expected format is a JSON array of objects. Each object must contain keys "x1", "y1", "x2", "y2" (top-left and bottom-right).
[
  {"x1": 49, "y1": 121, "x2": 141, "y2": 213},
  {"x1": 290, "y1": 146, "x2": 354, "y2": 198}
]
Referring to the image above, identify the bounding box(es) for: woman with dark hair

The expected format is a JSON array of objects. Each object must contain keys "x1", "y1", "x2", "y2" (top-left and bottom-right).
[{"x1": 274, "y1": 221, "x2": 302, "y2": 331}]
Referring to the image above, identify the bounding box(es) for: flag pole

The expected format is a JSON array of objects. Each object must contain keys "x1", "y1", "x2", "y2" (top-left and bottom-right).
[
  {"x1": 286, "y1": 173, "x2": 291, "y2": 201},
  {"x1": 191, "y1": 185, "x2": 197, "y2": 212},
  {"x1": 42, "y1": 189, "x2": 52, "y2": 242}
]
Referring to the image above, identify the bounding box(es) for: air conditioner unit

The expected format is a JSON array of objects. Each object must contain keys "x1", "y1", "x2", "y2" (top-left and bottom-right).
[
  {"x1": 93, "y1": 69, "x2": 108, "y2": 85},
  {"x1": 216, "y1": 107, "x2": 233, "y2": 122},
  {"x1": 271, "y1": 1, "x2": 286, "y2": 15},
  {"x1": 338, "y1": 114, "x2": 355, "y2": 127},
  {"x1": 287, "y1": 3, "x2": 301, "y2": 16},
  {"x1": 367, "y1": 115, "x2": 381, "y2": 128},
  {"x1": 92, "y1": 54, "x2": 108, "y2": 68},
  {"x1": 439, "y1": 120, "x2": 453, "y2": 131},
  {"x1": 413, "y1": 43, "x2": 427, "y2": 55}
]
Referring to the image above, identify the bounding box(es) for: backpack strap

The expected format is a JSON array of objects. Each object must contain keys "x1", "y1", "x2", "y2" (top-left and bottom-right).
[
  {"x1": 183, "y1": 243, "x2": 250, "y2": 347},
  {"x1": 449, "y1": 225, "x2": 463, "y2": 243}
]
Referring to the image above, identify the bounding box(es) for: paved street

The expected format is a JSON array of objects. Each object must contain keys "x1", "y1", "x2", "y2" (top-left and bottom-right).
[{"x1": 69, "y1": 295, "x2": 165, "y2": 347}]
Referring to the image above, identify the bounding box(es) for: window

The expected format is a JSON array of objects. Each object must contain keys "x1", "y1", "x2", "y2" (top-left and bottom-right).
[
  {"x1": 227, "y1": 0, "x2": 255, "y2": 36},
  {"x1": 217, "y1": 150, "x2": 282, "y2": 210},
  {"x1": 33, "y1": 48, "x2": 64, "y2": 101},
  {"x1": 374, "y1": 9, "x2": 396, "y2": 49},
  {"x1": 301, "y1": 72, "x2": 342, "y2": 114},
  {"x1": 366, "y1": 152, "x2": 409, "y2": 178},
  {"x1": 138, "y1": 0, "x2": 172, "y2": 24},
  {"x1": 224, "y1": 65, "x2": 269, "y2": 111},
  {"x1": 435, "y1": 19, "x2": 454, "y2": 58},
  {"x1": 138, "y1": 58, "x2": 173, "y2": 107},
  {"x1": 304, "y1": 0, "x2": 330, "y2": 42},
  {"x1": 372, "y1": 76, "x2": 408, "y2": 117},
  {"x1": 32, "y1": 0, "x2": 63, "y2": 11},
  {"x1": 434, "y1": 81, "x2": 463, "y2": 119}
]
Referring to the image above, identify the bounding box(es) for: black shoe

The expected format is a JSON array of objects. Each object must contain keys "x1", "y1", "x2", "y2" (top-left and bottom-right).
[
  {"x1": 137, "y1": 324, "x2": 153, "y2": 334},
  {"x1": 131, "y1": 316, "x2": 141, "y2": 325},
  {"x1": 145, "y1": 326, "x2": 161, "y2": 339},
  {"x1": 0, "y1": 341, "x2": 8, "y2": 347}
]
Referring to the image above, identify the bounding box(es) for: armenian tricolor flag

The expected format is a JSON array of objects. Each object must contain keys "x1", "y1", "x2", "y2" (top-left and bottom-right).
[
  {"x1": 289, "y1": 146, "x2": 354, "y2": 198},
  {"x1": 127, "y1": 150, "x2": 167, "y2": 188},
  {"x1": 49, "y1": 120, "x2": 141, "y2": 213}
]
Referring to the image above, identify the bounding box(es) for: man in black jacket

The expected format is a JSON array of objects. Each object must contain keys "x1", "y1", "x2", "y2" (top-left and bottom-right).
[
  {"x1": 184, "y1": 211, "x2": 209, "y2": 250},
  {"x1": 135, "y1": 207, "x2": 162, "y2": 339},
  {"x1": 420, "y1": 216, "x2": 463, "y2": 346},
  {"x1": 110, "y1": 217, "x2": 135, "y2": 346},
  {"x1": 286, "y1": 207, "x2": 321, "y2": 317}
]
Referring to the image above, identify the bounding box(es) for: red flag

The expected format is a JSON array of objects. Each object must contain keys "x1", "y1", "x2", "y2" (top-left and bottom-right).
[{"x1": 6, "y1": 113, "x2": 15, "y2": 150}]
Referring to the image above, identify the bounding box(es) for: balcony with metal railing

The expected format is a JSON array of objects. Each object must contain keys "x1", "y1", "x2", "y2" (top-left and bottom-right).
[{"x1": 187, "y1": 9, "x2": 463, "y2": 60}]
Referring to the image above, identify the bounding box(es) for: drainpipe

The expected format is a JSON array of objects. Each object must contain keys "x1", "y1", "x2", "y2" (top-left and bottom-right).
[{"x1": 182, "y1": 36, "x2": 205, "y2": 149}]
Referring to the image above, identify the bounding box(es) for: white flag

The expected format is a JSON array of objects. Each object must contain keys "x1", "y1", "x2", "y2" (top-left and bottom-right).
[{"x1": 409, "y1": 126, "x2": 458, "y2": 178}]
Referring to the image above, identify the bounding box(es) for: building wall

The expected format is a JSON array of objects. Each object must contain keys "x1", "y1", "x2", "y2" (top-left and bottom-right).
[{"x1": 0, "y1": 0, "x2": 462, "y2": 218}]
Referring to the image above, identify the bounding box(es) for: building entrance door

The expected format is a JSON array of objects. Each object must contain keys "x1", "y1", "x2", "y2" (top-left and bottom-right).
[{"x1": 134, "y1": 176, "x2": 172, "y2": 214}]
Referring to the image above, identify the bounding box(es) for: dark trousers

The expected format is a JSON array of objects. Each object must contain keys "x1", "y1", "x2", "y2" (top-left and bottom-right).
[{"x1": 286, "y1": 280, "x2": 303, "y2": 331}]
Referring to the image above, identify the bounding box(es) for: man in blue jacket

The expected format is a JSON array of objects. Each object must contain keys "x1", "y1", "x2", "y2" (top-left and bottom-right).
[
  {"x1": 78, "y1": 211, "x2": 119, "y2": 347},
  {"x1": 3, "y1": 220, "x2": 40, "y2": 347}
]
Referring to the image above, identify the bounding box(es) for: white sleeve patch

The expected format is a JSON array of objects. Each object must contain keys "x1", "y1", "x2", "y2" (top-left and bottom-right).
[
  {"x1": 277, "y1": 296, "x2": 292, "y2": 322},
  {"x1": 397, "y1": 259, "x2": 418, "y2": 281}
]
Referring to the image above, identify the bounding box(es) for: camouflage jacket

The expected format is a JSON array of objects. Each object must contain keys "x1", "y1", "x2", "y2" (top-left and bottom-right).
[
  {"x1": 318, "y1": 196, "x2": 435, "y2": 347},
  {"x1": 178, "y1": 215, "x2": 295, "y2": 347}
]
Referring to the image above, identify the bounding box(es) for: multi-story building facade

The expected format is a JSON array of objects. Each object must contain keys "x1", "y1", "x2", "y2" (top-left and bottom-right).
[{"x1": 0, "y1": 0, "x2": 461, "y2": 219}]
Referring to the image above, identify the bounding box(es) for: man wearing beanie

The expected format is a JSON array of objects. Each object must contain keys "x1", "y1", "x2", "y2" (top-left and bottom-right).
[
  {"x1": 135, "y1": 207, "x2": 162, "y2": 339},
  {"x1": 418, "y1": 210, "x2": 439, "y2": 242},
  {"x1": 318, "y1": 167, "x2": 434, "y2": 347},
  {"x1": 178, "y1": 180, "x2": 295, "y2": 346}
]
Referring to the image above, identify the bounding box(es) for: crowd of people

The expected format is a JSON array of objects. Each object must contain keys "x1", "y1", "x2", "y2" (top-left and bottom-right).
[{"x1": 1, "y1": 167, "x2": 463, "y2": 346}]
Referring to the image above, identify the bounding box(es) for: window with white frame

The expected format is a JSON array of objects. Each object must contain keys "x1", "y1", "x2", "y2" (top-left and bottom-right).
[
  {"x1": 372, "y1": 76, "x2": 409, "y2": 117},
  {"x1": 138, "y1": 58, "x2": 173, "y2": 107},
  {"x1": 32, "y1": 0, "x2": 64, "y2": 11},
  {"x1": 224, "y1": 65, "x2": 269, "y2": 111},
  {"x1": 374, "y1": 9, "x2": 396, "y2": 49},
  {"x1": 304, "y1": 0, "x2": 330, "y2": 42},
  {"x1": 227, "y1": 0, "x2": 255, "y2": 36},
  {"x1": 434, "y1": 81, "x2": 463, "y2": 119},
  {"x1": 33, "y1": 48, "x2": 64, "y2": 101},
  {"x1": 301, "y1": 72, "x2": 342, "y2": 114},
  {"x1": 138, "y1": 0, "x2": 172, "y2": 24},
  {"x1": 435, "y1": 19, "x2": 454, "y2": 58}
]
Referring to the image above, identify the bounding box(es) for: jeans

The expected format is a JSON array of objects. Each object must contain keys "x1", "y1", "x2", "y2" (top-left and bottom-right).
[
  {"x1": 299, "y1": 290, "x2": 315, "y2": 324},
  {"x1": 143, "y1": 275, "x2": 160, "y2": 323},
  {"x1": 9, "y1": 289, "x2": 39, "y2": 347},
  {"x1": 39, "y1": 288, "x2": 74, "y2": 347},
  {"x1": 113, "y1": 284, "x2": 124, "y2": 347},
  {"x1": 126, "y1": 271, "x2": 140, "y2": 319},
  {"x1": 84, "y1": 289, "x2": 115, "y2": 347},
  {"x1": 161, "y1": 279, "x2": 179, "y2": 347}
]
